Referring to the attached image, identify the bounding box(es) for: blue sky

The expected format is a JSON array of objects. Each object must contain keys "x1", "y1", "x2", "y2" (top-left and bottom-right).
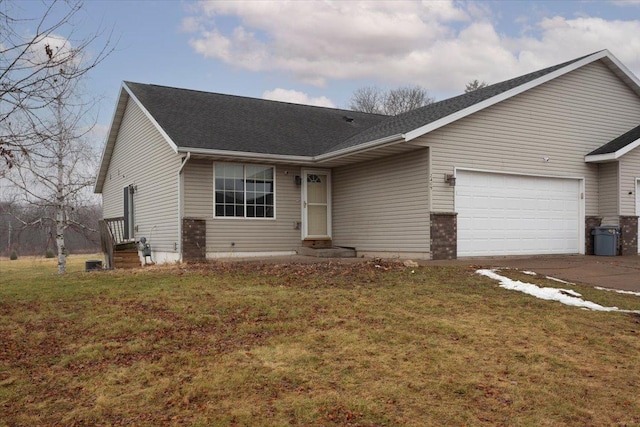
[{"x1": 13, "y1": 0, "x2": 640, "y2": 144}]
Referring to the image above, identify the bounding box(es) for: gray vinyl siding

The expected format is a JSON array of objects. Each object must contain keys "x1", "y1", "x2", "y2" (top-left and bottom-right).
[
  {"x1": 414, "y1": 61, "x2": 640, "y2": 216},
  {"x1": 183, "y1": 161, "x2": 302, "y2": 253},
  {"x1": 332, "y1": 149, "x2": 430, "y2": 253},
  {"x1": 598, "y1": 162, "x2": 619, "y2": 225},
  {"x1": 619, "y1": 147, "x2": 640, "y2": 216},
  {"x1": 101, "y1": 97, "x2": 181, "y2": 252}
]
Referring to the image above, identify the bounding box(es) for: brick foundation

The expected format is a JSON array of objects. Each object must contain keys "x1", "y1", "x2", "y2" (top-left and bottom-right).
[
  {"x1": 619, "y1": 216, "x2": 638, "y2": 256},
  {"x1": 430, "y1": 212, "x2": 457, "y2": 260},
  {"x1": 182, "y1": 218, "x2": 206, "y2": 262},
  {"x1": 585, "y1": 216, "x2": 603, "y2": 255}
]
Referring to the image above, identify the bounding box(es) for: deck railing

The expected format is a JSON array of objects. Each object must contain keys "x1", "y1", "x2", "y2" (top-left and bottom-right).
[{"x1": 99, "y1": 217, "x2": 132, "y2": 269}]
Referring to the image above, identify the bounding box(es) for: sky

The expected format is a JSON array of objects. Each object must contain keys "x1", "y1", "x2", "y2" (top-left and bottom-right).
[{"x1": 11, "y1": 0, "x2": 640, "y2": 146}]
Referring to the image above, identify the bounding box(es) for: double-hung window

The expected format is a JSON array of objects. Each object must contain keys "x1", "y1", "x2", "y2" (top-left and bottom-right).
[{"x1": 214, "y1": 163, "x2": 275, "y2": 218}]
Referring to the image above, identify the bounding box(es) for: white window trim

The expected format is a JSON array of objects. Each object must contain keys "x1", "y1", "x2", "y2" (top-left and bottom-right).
[{"x1": 213, "y1": 163, "x2": 277, "y2": 220}]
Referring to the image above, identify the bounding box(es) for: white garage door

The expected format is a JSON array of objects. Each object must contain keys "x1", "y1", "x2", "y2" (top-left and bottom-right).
[{"x1": 456, "y1": 171, "x2": 581, "y2": 256}]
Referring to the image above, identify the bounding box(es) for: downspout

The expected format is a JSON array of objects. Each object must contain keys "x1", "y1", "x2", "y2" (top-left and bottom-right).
[{"x1": 177, "y1": 152, "x2": 191, "y2": 262}]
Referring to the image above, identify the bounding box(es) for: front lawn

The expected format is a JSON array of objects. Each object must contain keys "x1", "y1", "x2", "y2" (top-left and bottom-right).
[{"x1": 1, "y1": 256, "x2": 639, "y2": 426}]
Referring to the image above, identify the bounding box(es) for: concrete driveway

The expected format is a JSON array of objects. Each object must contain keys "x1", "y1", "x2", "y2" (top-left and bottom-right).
[{"x1": 430, "y1": 255, "x2": 640, "y2": 293}]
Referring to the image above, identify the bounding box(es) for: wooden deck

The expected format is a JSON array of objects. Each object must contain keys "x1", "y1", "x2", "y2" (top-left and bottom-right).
[{"x1": 99, "y1": 218, "x2": 141, "y2": 269}]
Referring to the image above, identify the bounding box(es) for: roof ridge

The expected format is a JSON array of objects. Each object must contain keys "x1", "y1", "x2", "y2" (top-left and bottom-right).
[{"x1": 124, "y1": 81, "x2": 389, "y2": 118}]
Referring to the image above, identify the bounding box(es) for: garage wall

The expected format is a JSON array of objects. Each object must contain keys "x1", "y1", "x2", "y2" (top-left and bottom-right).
[
  {"x1": 598, "y1": 162, "x2": 619, "y2": 225},
  {"x1": 332, "y1": 149, "x2": 430, "y2": 255},
  {"x1": 619, "y1": 147, "x2": 640, "y2": 216},
  {"x1": 412, "y1": 60, "x2": 640, "y2": 216}
]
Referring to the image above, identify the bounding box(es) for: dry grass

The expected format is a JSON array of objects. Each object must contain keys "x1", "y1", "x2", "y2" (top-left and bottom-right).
[{"x1": 1, "y1": 256, "x2": 639, "y2": 426}]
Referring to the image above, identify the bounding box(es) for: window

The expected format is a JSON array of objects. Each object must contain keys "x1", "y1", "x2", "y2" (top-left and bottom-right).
[{"x1": 215, "y1": 164, "x2": 274, "y2": 218}]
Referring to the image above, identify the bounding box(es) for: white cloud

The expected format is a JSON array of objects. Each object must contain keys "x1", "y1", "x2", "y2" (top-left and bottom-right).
[
  {"x1": 262, "y1": 88, "x2": 336, "y2": 108},
  {"x1": 183, "y1": 1, "x2": 640, "y2": 93}
]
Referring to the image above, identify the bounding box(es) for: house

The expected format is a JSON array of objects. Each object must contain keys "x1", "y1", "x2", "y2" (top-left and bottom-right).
[{"x1": 95, "y1": 49, "x2": 640, "y2": 266}]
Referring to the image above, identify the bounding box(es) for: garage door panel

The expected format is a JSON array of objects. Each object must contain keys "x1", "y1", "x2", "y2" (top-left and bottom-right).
[{"x1": 456, "y1": 171, "x2": 581, "y2": 256}]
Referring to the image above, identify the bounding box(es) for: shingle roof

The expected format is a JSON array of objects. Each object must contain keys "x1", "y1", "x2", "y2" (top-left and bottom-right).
[
  {"x1": 125, "y1": 82, "x2": 388, "y2": 157},
  {"x1": 587, "y1": 124, "x2": 640, "y2": 156},
  {"x1": 127, "y1": 53, "x2": 597, "y2": 158}
]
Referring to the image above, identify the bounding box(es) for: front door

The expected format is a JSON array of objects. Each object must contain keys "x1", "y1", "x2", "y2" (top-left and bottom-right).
[{"x1": 302, "y1": 169, "x2": 331, "y2": 240}]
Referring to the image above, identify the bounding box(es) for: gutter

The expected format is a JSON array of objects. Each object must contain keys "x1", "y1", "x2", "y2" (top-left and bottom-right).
[{"x1": 314, "y1": 133, "x2": 405, "y2": 162}]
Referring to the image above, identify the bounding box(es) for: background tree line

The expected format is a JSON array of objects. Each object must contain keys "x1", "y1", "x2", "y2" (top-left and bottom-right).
[{"x1": 0, "y1": 202, "x2": 100, "y2": 257}]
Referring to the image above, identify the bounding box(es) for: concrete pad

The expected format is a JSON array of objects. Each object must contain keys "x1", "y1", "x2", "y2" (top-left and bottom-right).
[{"x1": 426, "y1": 255, "x2": 640, "y2": 293}]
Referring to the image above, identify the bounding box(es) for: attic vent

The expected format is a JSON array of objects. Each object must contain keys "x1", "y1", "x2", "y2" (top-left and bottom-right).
[{"x1": 343, "y1": 115, "x2": 354, "y2": 123}]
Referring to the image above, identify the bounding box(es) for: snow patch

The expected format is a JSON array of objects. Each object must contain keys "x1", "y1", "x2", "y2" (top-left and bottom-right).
[
  {"x1": 476, "y1": 269, "x2": 640, "y2": 314},
  {"x1": 521, "y1": 270, "x2": 537, "y2": 276},
  {"x1": 545, "y1": 276, "x2": 574, "y2": 285},
  {"x1": 594, "y1": 286, "x2": 640, "y2": 297}
]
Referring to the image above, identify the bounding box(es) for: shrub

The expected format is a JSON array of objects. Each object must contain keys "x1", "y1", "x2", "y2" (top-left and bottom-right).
[
  {"x1": 9, "y1": 251, "x2": 18, "y2": 261},
  {"x1": 45, "y1": 249, "x2": 55, "y2": 259}
]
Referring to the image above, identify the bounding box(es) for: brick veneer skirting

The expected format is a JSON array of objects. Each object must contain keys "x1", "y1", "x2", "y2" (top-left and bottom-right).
[
  {"x1": 182, "y1": 218, "x2": 206, "y2": 262},
  {"x1": 585, "y1": 216, "x2": 602, "y2": 255},
  {"x1": 619, "y1": 216, "x2": 638, "y2": 256},
  {"x1": 430, "y1": 212, "x2": 457, "y2": 260}
]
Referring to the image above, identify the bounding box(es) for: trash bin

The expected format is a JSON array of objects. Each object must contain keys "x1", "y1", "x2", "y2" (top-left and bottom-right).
[
  {"x1": 85, "y1": 260, "x2": 103, "y2": 271},
  {"x1": 592, "y1": 226, "x2": 619, "y2": 256}
]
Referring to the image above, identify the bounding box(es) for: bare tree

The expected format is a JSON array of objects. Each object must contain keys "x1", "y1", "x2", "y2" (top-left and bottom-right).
[
  {"x1": 349, "y1": 85, "x2": 434, "y2": 115},
  {"x1": 0, "y1": 0, "x2": 113, "y2": 169},
  {"x1": 464, "y1": 79, "x2": 489, "y2": 93},
  {"x1": 348, "y1": 86, "x2": 384, "y2": 114},
  {"x1": 5, "y1": 76, "x2": 99, "y2": 273}
]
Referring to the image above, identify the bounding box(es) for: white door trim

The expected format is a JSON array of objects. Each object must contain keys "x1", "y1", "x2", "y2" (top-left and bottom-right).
[{"x1": 301, "y1": 169, "x2": 332, "y2": 240}]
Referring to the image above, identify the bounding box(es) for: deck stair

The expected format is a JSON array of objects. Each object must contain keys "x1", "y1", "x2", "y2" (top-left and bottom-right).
[{"x1": 99, "y1": 218, "x2": 142, "y2": 269}]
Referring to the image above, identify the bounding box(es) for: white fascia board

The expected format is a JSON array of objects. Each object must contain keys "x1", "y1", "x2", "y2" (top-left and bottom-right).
[
  {"x1": 122, "y1": 83, "x2": 179, "y2": 153},
  {"x1": 585, "y1": 138, "x2": 640, "y2": 163},
  {"x1": 603, "y1": 51, "x2": 640, "y2": 94},
  {"x1": 314, "y1": 134, "x2": 405, "y2": 162},
  {"x1": 94, "y1": 85, "x2": 130, "y2": 194},
  {"x1": 404, "y1": 50, "x2": 609, "y2": 142},
  {"x1": 177, "y1": 147, "x2": 315, "y2": 164},
  {"x1": 179, "y1": 133, "x2": 405, "y2": 165}
]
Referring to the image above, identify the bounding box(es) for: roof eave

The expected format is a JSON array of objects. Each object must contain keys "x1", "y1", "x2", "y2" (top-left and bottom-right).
[
  {"x1": 175, "y1": 133, "x2": 406, "y2": 165},
  {"x1": 94, "y1": 85, "x2": 130, "y2": 194},
  {"x1": 176, "y1": 147, "x2": 315, "y2": 164},
  {"x1": 585, "y1": 137, "x2": 640, "y2": 163},
  {"x1": 315, "y1": 133, "x2": 405, "y2": 163}
]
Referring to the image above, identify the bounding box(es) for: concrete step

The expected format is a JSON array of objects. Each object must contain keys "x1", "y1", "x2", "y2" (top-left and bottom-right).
[{"x1": 297, "y1": 246, "x2": 356, "y2": 258}]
